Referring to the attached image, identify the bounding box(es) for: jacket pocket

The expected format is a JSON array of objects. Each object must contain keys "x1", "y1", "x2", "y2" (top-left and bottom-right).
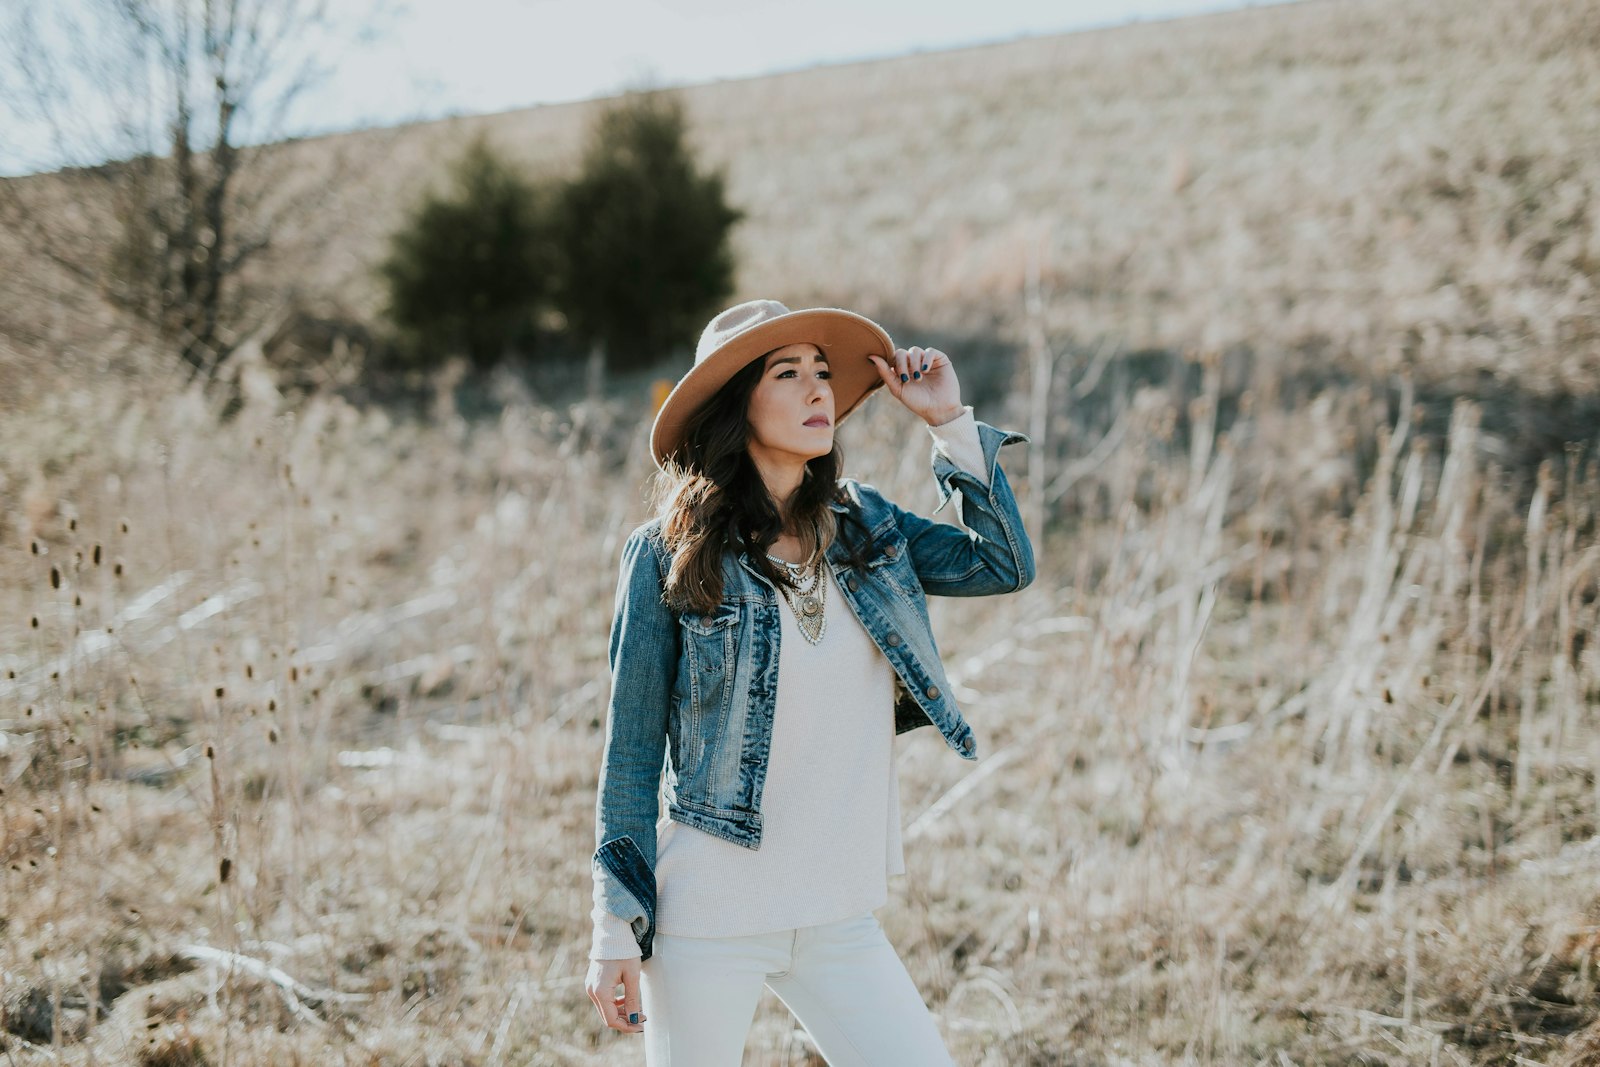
[
  {"x1": 675, "y1": 602, "x2": 740, "y2": 789},
  {"x1": 865, "y1": 527, "x2": 923, "y2": 603}
]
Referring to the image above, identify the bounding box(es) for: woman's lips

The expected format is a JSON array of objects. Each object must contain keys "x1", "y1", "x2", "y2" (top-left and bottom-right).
[{"x1": 804, "y1": 417, "x2": 831, "y2": 427}]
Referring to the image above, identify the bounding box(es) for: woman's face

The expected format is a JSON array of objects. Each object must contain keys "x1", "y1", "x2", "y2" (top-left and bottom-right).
[{"x1": 745, "y1": 342, "x2": 834, "y2": 469}]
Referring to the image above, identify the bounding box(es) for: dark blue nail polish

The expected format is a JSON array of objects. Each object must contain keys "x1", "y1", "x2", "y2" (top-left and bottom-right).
[
  {"x1": 629, "y1": 1012, "x2": 639, "y2": 1024},
  {"x1": 921, "y1": 364, "x2": 928, "y2": 372},
  {"x1": 913, "y1": 371, "x2": 921, "y2": 379},
  {"x1": 900, "y1": 373, "x2": 908, "y2": 382}
]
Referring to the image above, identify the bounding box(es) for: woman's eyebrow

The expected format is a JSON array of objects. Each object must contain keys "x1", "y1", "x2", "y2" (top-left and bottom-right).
[{"x1": 769, "y1": 353, "x2": 830, "y2": 367}]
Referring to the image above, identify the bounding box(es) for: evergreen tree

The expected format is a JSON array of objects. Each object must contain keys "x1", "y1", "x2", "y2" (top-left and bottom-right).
[
  {"x1": 377, "y1": 134, "x2": 554, "y2": 370},
  {"x1": 552, "y1": 91, "x2": 743, "y2": 370}
]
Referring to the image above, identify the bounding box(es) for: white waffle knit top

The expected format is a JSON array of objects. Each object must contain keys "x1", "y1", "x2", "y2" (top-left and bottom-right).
[{"x1": 589, "y1": 407, "x2": 989, "y2": 959}]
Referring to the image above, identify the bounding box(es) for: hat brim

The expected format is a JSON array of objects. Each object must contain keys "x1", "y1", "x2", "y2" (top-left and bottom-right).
[{"x1": 650, "y1": 307, "x2": 894, "y2": 469}]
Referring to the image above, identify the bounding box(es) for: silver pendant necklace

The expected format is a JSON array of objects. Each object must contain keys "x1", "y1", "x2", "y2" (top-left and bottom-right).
[{"x1": 767, "y1": 522, "x2": 828, "y2": 644}]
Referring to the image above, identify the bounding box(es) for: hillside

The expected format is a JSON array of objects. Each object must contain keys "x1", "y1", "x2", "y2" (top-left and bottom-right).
[{"x1": 6, "y1": 0, "x2": 1600, "y2": 400}]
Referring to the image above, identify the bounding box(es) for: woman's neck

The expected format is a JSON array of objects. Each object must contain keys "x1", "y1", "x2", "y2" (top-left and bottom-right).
[
  {"x1": 767, "y1": 510, "x2": 817, "y2": 566},
  {"x1": 750, "y1": 451, "x2": 805, "y2": 510}
]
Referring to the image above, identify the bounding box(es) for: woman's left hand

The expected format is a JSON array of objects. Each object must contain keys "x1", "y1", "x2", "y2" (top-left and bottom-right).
[{"x1": 868, "y1": 346, "x2": 965, "y2": 427}]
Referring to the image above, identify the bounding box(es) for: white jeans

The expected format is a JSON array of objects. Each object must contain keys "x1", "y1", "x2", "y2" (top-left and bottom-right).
[{"x1": 640, "y1": 911, "x2": 957, "y2": 1066}]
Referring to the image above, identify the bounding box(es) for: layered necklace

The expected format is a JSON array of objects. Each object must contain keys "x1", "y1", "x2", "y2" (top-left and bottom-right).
[{"x1": 766, "y1": 521, "x2": 828, "y2": 645}]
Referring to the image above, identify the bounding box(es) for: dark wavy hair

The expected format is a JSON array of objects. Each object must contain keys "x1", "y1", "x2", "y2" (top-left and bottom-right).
[{"x1": 650, "y1": 350, "x2": 873, "y2": 616}]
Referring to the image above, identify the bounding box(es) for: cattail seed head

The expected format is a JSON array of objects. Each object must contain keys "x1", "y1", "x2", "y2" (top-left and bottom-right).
[
  {"x1": 215, "y1": 687, "x2": 225, "y2": 699},
  {"x1": 93, "y1": 544, "x2": 102, "y2": 565},
  {"x1": 30, "y1": 616, "x2": 39, "y2": 628},
  {"x1": 30, "y1": 540, "x2": 41, "y2": 555},
  {"x1": 50, "y1": 566, "x2": 60, "y2": 589},
  {"x1": 69, "y1": 517, "x2": 76, "y2": 531},
  {"x1": 219, "y1": 857, "x2": 232, "y2": 883},
  {"x1": 245, "y1": 664, "x2": 253, "y2": 680},
  {"x1": 114, "y1": 562, "x2": 123, "y2": 576},
  {"x1": 205, "y1": 744, "x2": 215, "y2": 759},
  {"x1": 74, "y1": 594, "x2": 82, "y2": 607},
  {"x1": 290, "y1": 666, "x2": 299, "y2": 683},
  {"x1": 267, "y1": 699, "x2": 276, "y2": 712},
  {"x1": 120, "y1": 519, "x2": 129, "y2": 534},
  {"x1": 268, "y1": 728, "x2": 278, "y2": 743}
]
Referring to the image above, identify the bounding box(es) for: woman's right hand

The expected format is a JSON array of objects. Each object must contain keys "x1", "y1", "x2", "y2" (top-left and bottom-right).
[{"x1": 586, "y1": 957, "x2": 646, "y2": 1034}]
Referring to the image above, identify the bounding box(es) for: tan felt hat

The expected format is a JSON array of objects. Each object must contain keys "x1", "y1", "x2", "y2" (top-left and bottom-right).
[{"x1": 649, "y1": 298, "x2": 895, "y2": 469}]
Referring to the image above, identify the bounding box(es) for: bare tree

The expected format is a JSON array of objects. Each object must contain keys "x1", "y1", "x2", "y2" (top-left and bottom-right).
[{"x1": 0, "y1": 0, "x2": 403, "y2": 380}]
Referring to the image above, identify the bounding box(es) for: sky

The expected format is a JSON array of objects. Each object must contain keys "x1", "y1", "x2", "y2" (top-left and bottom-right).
[{"x1": 0, "y1": 0, "x2": 1278, "y2": 176}]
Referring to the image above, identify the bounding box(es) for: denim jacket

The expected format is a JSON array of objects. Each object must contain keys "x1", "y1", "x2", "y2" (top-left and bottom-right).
[{"x1": 592, "y1": 419, "x2": 1033, "y2": 960}]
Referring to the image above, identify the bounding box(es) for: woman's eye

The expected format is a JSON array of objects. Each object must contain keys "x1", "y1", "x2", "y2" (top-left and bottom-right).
[{"x1": 817, "y1": 370, "x2": 832, "y2": 379}]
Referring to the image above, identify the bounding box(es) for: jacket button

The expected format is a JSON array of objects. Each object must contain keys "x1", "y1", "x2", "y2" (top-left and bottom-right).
[
  {"x1": 847, "y1": 577, "x2": 859, "y2": 592},
  {"x1": 885, "y1": 543, "x2": 898, "y2": 558},
  {"x1": 702, "y1": 616, "x2": 715, "y2": 627},
  {"x1": 961, "y1": 736, "x2": 975, "y2": 753},
  {"x1": 886, "y1": 633, "x2": 902, "y2": 647},
  {"x1": 925, "y1": 685, "x2": 940, "y2": 700}
]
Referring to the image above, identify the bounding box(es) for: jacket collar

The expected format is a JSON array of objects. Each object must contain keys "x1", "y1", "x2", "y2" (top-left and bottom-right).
[{"x1": 732, "y1": 497, "x2": 861, "y2": 585}]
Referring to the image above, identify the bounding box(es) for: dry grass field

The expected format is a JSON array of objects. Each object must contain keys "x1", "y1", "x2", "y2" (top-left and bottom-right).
[{"x1": 3, "y1": 0, "x2": 1600, "y2": 1063}]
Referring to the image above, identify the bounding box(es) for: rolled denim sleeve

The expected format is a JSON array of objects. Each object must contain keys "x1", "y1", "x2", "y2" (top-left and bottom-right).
[
  {"x1": 887, "y1": 416, "x2": 1035, "y2": 597},
  {"x1": 926, "y1": 405, "x2": 988, "y2": 488},
  {"x1": 590, "y1": 522, "x2": 677, "y2": 961}
]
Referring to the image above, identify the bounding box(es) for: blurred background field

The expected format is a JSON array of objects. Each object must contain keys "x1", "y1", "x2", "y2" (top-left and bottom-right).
[{"x1": 2, "y1": 0, "x2": 1599, "y2": 1063}]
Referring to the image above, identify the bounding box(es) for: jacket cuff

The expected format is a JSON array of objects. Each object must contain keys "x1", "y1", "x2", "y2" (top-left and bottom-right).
[
  {"x1": 930, "y1": 417, "x2": 1030, "y2": 515},
  {"x1": 926, "y1": 406, "x2": 988, "y2": 489},
  {"x1": 591, "y1": 834, "x2": 657, "y2": 960}
]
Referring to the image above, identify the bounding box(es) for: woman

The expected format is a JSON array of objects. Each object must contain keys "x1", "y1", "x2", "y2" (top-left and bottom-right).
[{"x1": 584, "y1": 298, "x2": 1035, "y2": 1064}]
